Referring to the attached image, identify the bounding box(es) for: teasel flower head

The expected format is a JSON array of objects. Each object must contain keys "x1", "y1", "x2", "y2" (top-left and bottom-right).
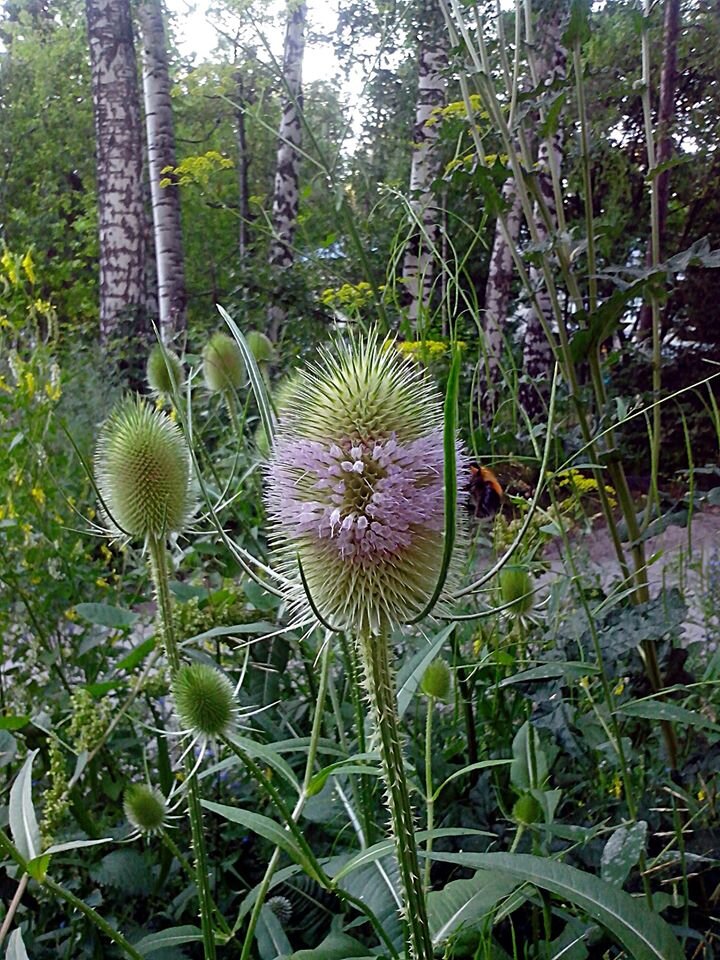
[
  {"x1": 203, "y1": 332, "x2": 246, "y2": 393},
  {"x1": 172, "y1": 663, "x2": 236, "y2": 739},
  {"x1": 123, "y1": 783, "x2": 168, "y2": 836},
  {"x1": 94, "y1": 396, "x2": 194, "y2": 542},
  {"x1": 265, "y1": 335, "x2": 465, "y2": 635},
  {"x1": 146, "y1": 344, "x2": 184, "y2": 397}
]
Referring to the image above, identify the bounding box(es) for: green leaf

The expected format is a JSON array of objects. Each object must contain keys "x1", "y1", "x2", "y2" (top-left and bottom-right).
[
  {"x1": 499, "y1": 662, "x2": 598, "y2": 688},
  {"x1": 510, "y1": 722, "x2": 548, "y2": 791},
  {"x1": 433, "y1": 759, "x2": 512, "y2": 802},
  {"x1": 284, "y1": 931, "x2": 374, "y2": 959},
  {"x1": 617, "y1": 699, "x2": 720, "y2": 735},
  {"x1": 406, "y1": 345, "x2": 460, "y2": 624},
  {"x1": 74, "y1": 602, "x2": 139, "y2": 629},
  {"x1": 0, "y1": 714, "x2": 30, "y2": 730},
  {"x1": 396, "y1": 624, "x2": 456, "y2": 719},
  {"x1": 133, "y1": 926, "x2": 204, "y2": 956},
  {"x1": 428, "y1": 870, "x2": 519, "y2": 945},
  {"x1": 201, "y1": 733, "x2": 301, "y2": 794},
  {"x1": 6, "y1": 928, "x2": 30, "y2": 960},
  {"x1": 218, "y1": 304, "x2": 276, "y2": 448},
  {"x1": 201, "y1": 801, "x2": 322, "y2": 883},
  {"x1": 115, "y1": 636, "x2": 156, "y2": 672},
  {"x1": 427, "y1": 852, "x2": 684, "y2": 960},
  {"x1": 306, "y1": 753, "x2": 381, "y2": 798},
  {"x1": 10, "y1": 749, "x2": 41, "y2": 861},
  {"x1": 601, "y1": 822, "x2": 648, "y2": 888},
  {"x1": 257, "y1": 905, "x2": 292, "y2": 960}
]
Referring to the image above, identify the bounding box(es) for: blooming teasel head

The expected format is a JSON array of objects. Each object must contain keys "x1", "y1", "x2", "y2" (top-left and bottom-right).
[
  {"x1": 266, "y1": 335, "x2": 464, "y2": 635},
  {"x1": 94, "y1": 396, "x2": 194, "y2": 542}
]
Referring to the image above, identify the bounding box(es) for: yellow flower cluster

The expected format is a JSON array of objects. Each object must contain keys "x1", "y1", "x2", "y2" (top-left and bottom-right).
[
  {"x1": 320, "y1": 281, "x2": 376, "y2": 311},
  {"x1": 1, "y1": 247, "x2": 36, "y2": 286},
  {"x1": 556, "y1": 468, "x2": 617, "y2": 507},
  {"x1": 396, "y1": 340, "x2": 466, "y2": 365},
  {"x1": 160, "y1": 151, "x2": 234, "y2": 188}
]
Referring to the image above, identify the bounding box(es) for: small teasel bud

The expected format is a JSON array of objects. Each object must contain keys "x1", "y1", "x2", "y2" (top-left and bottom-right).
[
  {"x1": 267, "y1": 896, "x2": 293, "y2": 924},
  {"x1": 94, "y1": 396, "x2": 193, "y2": 540},
  {"x1": 203, "y1": 332, "x2": 246, "y2": 393},
  {"x1": 421, "y1": 659, "x2": 451, "y2": 700},
  {"x1": 172, "y1": 663, "x2": 235, "y2": 738},
  {"x1": 245, "y1": 330, "x2": 275, "y2": 365},
  {"x1": 512, "y1": 792, "x2": 542, "y2": 826},
  {"x1": 146, "y1": 344, "x2": 184, "y2": 396},
  {"x1": 499, "y1": 565, "x2": 534, "y2": 616},
  {"x1": 124, "y1": 783, "x2": 167, "y2": 835}
]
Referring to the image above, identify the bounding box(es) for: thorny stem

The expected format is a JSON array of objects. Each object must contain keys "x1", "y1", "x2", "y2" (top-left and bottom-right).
[
  {"x1": 424, "y1": 695, "x2": 435, "y2": 892},
  {"x1": 147, "y1": 534, "x2": 217, "y2": 960},
  {"x1": 358, "y1": 630, "x2": 434, "y2": 960}
]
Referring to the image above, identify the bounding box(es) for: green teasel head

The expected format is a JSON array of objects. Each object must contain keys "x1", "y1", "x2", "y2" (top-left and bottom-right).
[
  {"x1": 146, "y1": 344, "x2": 184, "y2": 397},
  {"x1": 245, "y1": 329, "x2": 275, "y2": 365},
  {"x1": 123, "y1": 783, "x2": 168, "y2": 835},
  {"x1": 172, "y1": 662, "x2": 236, "y2": 738},
  {"x1": 94, "y1": 396, "x2": 194, "y2": 542},
  {"x1": 499, "y1": 565, "x2": 534, "y2": 616},
  {"x1": 203, "y1": 332, "x2": 246, "y2": 393},
  {"x1": 421, "y1": 658, "x2": 452, "y2": 700}
]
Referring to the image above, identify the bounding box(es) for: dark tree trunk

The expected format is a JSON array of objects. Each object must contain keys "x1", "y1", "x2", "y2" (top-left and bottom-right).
[{"x1": 267, "y1": 1, "x2": 306, "y2": 343}]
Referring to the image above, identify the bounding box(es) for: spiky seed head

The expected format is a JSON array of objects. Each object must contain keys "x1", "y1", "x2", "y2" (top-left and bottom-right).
[
  {"x1": 123, "y1": 783, "x2": 167, "y2": 835},
  {"x1": 203, "y1": 332, "x2": 246, "y2": 393},
  {"x1": 146, "y1": 344, "x2": 184, "y2": 396},
  {"x1": 172, "y1": 663, "x2": 235, "y2": 738},
  {"x1": 94, "y1": 397, "x2": 193, "y2": 540},
  {"x1": 499, "y1": 565, "x2": 534, "y2": 616},
  {"x1": 421, "y1": 659, "x2": 451, "y2": 700},
  {"x1": 265, "y1": 334, "x2": 465, "y2": 635},
  {"x1": 267, "y1": 896, "x2": 293, "y2": 924},
  {"x1": 245, "y1": 329, "x2": 275, "y2": 364}
]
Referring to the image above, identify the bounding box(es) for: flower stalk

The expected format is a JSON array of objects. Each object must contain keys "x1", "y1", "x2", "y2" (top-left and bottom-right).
[{"x1": 357, "y1": 630, "x2": 433, "y2": 960}]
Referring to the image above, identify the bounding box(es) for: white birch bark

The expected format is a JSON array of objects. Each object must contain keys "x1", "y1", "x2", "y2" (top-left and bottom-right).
[
  {"x1": 86, "y1": 0, "x2": 146, "y2": 344},
  {"x1": 139, "y1": 0, "x2": 186, "y2": 343},
  {"x1": 519, "y1": 1, "x2": 567, "y2": 418},
  {"x1": 268, "y1": 0, "x2": 306, "y2": 343},
  {"x1": 401, "y1": 16, "x2": 448, "y2": 331}
]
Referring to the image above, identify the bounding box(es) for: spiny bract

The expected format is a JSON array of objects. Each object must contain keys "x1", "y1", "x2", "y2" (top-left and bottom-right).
[
  {"x1": 266, "y1": 335, "x2": 462, "y2": 635},
  {"x1": 123, "y1": 783, "x2": 167, "y2": 835},
  {"x1": 95, "y1": 396, "x2": 193, "y2": 541}
]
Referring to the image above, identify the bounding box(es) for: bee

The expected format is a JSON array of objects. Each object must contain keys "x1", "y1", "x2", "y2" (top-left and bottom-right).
[{"x1": 468, "y1": 464, "x2": 503, "y2": 519}]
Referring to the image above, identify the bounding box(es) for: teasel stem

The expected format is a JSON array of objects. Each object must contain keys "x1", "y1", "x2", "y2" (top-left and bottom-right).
[
  {"x1": 147, "y1": 533, "x2": 218, "y2": 960},
  {"x1": 357, "y1": 630, "x2": 433, "y2": 960}
]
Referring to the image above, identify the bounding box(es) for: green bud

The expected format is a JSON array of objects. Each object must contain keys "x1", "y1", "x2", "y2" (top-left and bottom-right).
[
  {"x1": 421, "y1": 659, "x2": 451, "y2": 700},
  {"x1": 146, "y1": 344, "x2": 184, "y2": 396},
  {"x1": 499, "y1": 565, "x2": 534, "y2": 616},
  {"x1": 123, "y1": 783, "x2": 167, "y2": 835},
  {"x1": 245, "y1": 329, "x2": 275, "y2": 364},
  {"x1": 203, "y1": 332, "x2": 246, "y2": 393},
  {"x1": 172, "y1": 663, "x2": 235, "y2": 737},
  {"x1": 94, "y1": 397, "x2": 193, "y2": 540},
  {"x1": 512, "y1": 792, "x2": 542, "y2": 826}
]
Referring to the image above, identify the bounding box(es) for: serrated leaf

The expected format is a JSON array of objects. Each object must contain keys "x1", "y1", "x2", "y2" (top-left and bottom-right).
[
  {"x1": 91, "y1": 849, "x2": 152, "y2": 896},
  {"x1": 10, "y1": 749, "x2": 41, "y2": 861},
  {"x1": 133, "y1": 926, "x2": 203, "y2": 956},
  {"x1": 427, "y1": 852, "x2": 684, "y2": 960},
  {"x1": 601, "y1": 822, "x2": 648, "y2": 888},
  {"x1": 74, "y1": 603, "x2": 138, "y2": 629}
]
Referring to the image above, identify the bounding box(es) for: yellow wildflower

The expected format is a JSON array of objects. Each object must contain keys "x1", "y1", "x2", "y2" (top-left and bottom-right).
[
  {"x1": 611, "y1": 773, "x2": 623, "y2": 799},
  {"x1": 100, "y1": 544, "x2": 113, "y2": 564},
  {"x1": 1, "y1": 249, "x2": 18, "y2": 286},
  {"x1": 24, "y1": 371, "x2": 35, "y2": 399},
  {"x1": 22, "y1": 250, "x2": 35, "y2": 284},
  {"x1": 31, "y1": 487, "x2": 46, "y2": 508},
  {"x1": 0, "y1": 375, "x2": 11, "y2": 393},
  {"x1": 95, "y1": 577, "x2": 110, "y2": 589},
  {"x1": 64, "y1": 608, "x2": 79, "y2": 622}
]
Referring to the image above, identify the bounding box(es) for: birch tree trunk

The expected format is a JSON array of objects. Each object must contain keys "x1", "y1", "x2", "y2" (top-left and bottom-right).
[
  {"x1": 478, "y1": 178, "x2": 522, "y2": 419},
  {"x1": 519, "y1": 0, "x2": 568, "y2": 419},
  {"x1": 636, "y1": 0, "x2": 680, "y2": 337},
  {"x1": 138, "y1": 0, "x2": 186, "y2": 343},
  {"x1": 401, "y1": 5, "x2": 448, "y2": 333},
  {"x1": 267, "y1": 1, "x2": 306, "y2": 343},
  {"x1": 86, "y1": 0, "x2": 147, "y2": 345}
]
